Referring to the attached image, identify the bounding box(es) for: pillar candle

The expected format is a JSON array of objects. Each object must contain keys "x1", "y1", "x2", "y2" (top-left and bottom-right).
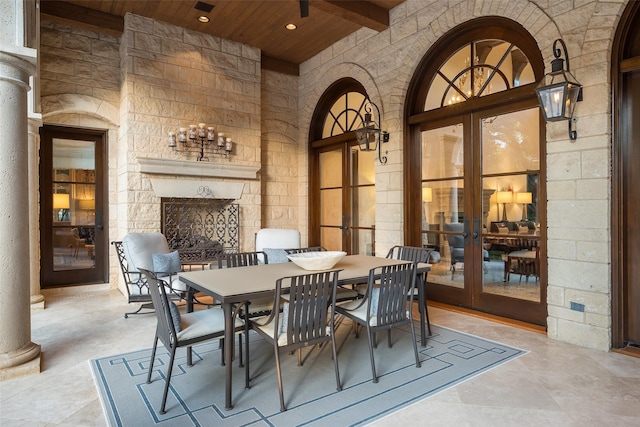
[
  {"x1": 188, "y1": 125, "x2": 196, "y2": 139},
  {"x1": 198, "y1": 123, "x2": 206, "y2": 138},
  {"x1": 207, "y1": 127, "x2": 215, "y2": 141},
  {"x1": 225, "y1": 137, "x2": 232, "y2": 153},
  {"x1": 168, "y1": 131, "x2": 176, "y2": 147},
  {"x1": 217, "y1": 132, "x2": 225, "y2": 148},
  {"x1": 178, "y1": 128, "x2": 187, "y2": 143}
]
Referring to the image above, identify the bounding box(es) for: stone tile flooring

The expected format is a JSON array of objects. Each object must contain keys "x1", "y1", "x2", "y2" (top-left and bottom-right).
[{"x1": 1, "y1": 284, "x2": 639, "y2": 426}]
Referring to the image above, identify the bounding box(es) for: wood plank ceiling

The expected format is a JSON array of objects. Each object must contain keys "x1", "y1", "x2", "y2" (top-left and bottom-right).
[{"x1": 40, "y1": 0, "x2": 405, "y2": 75}]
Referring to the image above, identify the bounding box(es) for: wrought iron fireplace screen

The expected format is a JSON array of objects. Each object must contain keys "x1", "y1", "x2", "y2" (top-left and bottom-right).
[{"x1": 161, "y1": 195, "x2": 239, "y2": 264}]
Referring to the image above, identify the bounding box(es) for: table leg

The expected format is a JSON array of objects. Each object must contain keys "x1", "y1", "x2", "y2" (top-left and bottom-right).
[{"x1": 223, "y1": 302, "x2": 234, "y2": 409}]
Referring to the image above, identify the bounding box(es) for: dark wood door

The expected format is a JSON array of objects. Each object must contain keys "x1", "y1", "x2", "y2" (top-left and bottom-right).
[{"x1": 40, "y1": 125, "x2": 108, "y2": 287}]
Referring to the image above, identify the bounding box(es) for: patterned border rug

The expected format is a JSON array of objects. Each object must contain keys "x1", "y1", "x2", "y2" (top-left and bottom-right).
[{"x1": 90, "y1": 322, "x2": 526, "y2": 427}]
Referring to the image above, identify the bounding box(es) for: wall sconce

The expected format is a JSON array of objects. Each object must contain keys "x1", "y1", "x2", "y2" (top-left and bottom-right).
[
  {"x1": 535, "y1": 39, "x2": 583, "y2": 141},
  {"x1": 497, "y1": 191, "x2": 512, "y2": 222},
  {"x1": 354, "y1": 98, "x2": 389, "y2": 164},
  {"x1": 168, "y1": 123, "x2": 233, "y2": 161},
  {"x1": 515, "y1": 192, "x2": 532, "y2": 221}
]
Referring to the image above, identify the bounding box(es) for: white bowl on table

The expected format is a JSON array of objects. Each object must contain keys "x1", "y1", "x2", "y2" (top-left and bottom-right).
[{"x1": 287, "y1": 251, "x2": 347, "y2": 271}]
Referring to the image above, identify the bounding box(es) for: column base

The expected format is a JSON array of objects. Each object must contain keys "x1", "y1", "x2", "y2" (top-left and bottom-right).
[
  {"x1": 30, "y1": 294, "x2": 45, "y2": 309},
  {"x1": 0, "y1": 342, "x2": 41, "y2": 380}
]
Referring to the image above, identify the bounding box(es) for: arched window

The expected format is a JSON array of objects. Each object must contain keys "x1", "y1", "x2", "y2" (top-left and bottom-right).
[{"x1": 322, "y1": 91, "x2": 368, "y2": 137}]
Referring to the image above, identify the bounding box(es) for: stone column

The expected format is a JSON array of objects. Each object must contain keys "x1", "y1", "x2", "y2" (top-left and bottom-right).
[
  {"x1": 29, "y1": 118, "x2": 44, "y2": 308},
  {"x1": 0, "y1": 52, "x2": 41, "y2": 379}
]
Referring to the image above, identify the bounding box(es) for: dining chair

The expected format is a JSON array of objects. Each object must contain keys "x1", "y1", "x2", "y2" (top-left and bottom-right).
[
  {"x1": 250, "y1": 270, "x2": 342, "y2": 411},
  {"x1": 385, "y1": 245, "x2": 434, "y2": 336},
  {"x1": 218, "y1": 250, "x2": 272, "y2": 387},
  {"x1": 139, "y1": 268, "x2": 246, "y2": 414},
  {"x1": 336, "y1": 262, "x2": 421, "y2": 383},
  {"x1": 285, "y1": 246, "x2": 358, "y2": 302}
]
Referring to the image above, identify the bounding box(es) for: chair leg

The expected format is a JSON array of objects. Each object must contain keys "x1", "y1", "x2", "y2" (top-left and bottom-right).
[
  {"x1": 124, "y1": 302, "x2": 154, "y2": 319},
  {"x1": 365, "y1": 325, "x2": 378, "y2": 383},
  {"x1": 274, "y1": 346, "x2": 286, "y2": 411},
  {"x1": 387, "y1": 329, "x2": 392, "y2": 348},
  {"x1": 160, "y1": 348, "x2": 177, "y2": 414},
  {"x1": 409, "y1": 319, "x2": 421, "y2": 369},
  {"x1": 424, "y1": 302, "x2": 432, "y2": 336},
  {"x1": 147, "y1": 336, "x2": 159, "y2": 384},
  {"x1": 331, "y1": 334, "x2": 342, "y2": 391},
  {"x1": 245, "y1": 320, "x2": 250, "y2": 389},
  {"x1": 238, "y1": 333, "x2": 243, "y2": 367}
]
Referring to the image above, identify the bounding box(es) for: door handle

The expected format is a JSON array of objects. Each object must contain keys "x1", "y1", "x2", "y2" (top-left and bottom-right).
[
  {"x1": 473, "y1": 216, "x2": 481, "y2": 246},
  {"x1": 96, "y1": 211, "x2": 104, "y2": 231},
  {"x1": 463, "y1": 217, "x2": 471, "y2": 245}
]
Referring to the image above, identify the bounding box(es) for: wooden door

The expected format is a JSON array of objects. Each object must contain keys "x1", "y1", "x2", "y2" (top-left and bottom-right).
[{"x1": 40, "y1": 125, "x2": 108, "y2": 287}]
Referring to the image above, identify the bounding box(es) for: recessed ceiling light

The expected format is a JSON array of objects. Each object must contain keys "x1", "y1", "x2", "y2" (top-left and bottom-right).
[
  {"x1": 285, "y1": 23, "x2": 297, "y2": 30},
  {"x1": 198, "y1": 15, "x2": 210, "y2": 23}
]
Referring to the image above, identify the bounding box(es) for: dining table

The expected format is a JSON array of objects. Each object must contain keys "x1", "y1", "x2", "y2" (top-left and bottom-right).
[{"x1": 179, "y1": 254, "x2": 431, "y2": 409}]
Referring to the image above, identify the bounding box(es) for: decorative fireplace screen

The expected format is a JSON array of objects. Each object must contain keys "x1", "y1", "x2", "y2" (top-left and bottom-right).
[{"x1": 161, "y1": 190, "x2": 239, "y2": 264}]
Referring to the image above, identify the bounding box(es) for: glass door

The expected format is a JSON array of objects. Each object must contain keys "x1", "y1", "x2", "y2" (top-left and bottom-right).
[
  {"x1": 318, "y1": 144, "x2": 375, "y2": 254},
  {"x1": 40, "y1": 126, "x2": 107, "y2": 287}
]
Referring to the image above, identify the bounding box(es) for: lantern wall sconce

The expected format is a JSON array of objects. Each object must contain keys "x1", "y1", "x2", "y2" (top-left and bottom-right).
[
  {"x1": 535, "y1": 38, "x2": 583, "y2": 141},
  {"x1": 354, "y1": 98, "x2": 390, "y2": 164},
  {"x1": 168, "y1": 123, "x2": 233, "y2": 161}
]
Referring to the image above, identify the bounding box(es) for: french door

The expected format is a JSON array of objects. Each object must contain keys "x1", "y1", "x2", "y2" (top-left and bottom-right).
[
  {"x1": 416, "y1": 103, "x2": 546, "y2": 325},
  {"x1": 312, "y1": 141, "x2": 376, "y2": 255},
  {"x1": 40, "y1": 125, "x2": 108, "y2": 287}
]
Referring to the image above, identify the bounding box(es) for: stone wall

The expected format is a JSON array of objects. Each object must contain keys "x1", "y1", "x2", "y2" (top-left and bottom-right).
[
  {"x1": 119, "y1": 14, "x2": 262, "y2": 252},
  {"x1": 260, "y1": 70, "x2": 300, "y2": 234},
  {"x1": 296, "y1": 0, "x2": 628, "y2": 350}
]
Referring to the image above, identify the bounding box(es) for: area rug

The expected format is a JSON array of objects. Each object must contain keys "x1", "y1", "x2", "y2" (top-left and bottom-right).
[{"x1": 90, "y1": 321, "x2": 526, "y2": 427}]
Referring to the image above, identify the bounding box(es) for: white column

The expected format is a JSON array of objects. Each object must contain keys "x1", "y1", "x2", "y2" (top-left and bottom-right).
[
  {"x1": 29, "y1": 118, "x2": 44, "y2": 308},
  {"x1": 0, "y1": 52, "x2": 41, "y2": 379}
]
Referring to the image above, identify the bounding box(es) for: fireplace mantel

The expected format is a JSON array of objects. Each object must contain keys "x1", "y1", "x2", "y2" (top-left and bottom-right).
[
  {"x1": 138, "y1": 157, "x2": 259, "y2": 200},
  {"x1": 137, "y1": 156, "x2": 260, "y2": 179}
]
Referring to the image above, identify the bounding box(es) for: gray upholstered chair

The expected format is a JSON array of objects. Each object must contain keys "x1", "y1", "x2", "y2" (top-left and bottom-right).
[
  {"x1": 250, "y1": 270, "x2": 342, "y2": 411},
  {"x1": 443, "y1": 223, "x2": 490, "y2": 279},
  {"x1": 336, "y1": 263, "x2": 421, "y2": 383},
  {"x1": 112, "y1": 232, "x2": 186, "y2": 318},
  {"x1": 139, "y1": 269, "x2": 246, "y2": 414}
]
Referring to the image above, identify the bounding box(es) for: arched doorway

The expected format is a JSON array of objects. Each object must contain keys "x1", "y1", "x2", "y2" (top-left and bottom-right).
[
  {"x1": 308, "y1": 79, "x2": 377, "y2": 254},
  {"x1": 404, "y1": 18, "x2": 547, "y2": 325},
  {"x1": 612, "y1": 1, "x2": 640, "y2": 350}
]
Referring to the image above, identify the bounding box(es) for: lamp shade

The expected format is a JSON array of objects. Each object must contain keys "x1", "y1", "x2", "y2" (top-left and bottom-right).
[
  {"x1": 53, "y1": 193, "x2": 70, "y2": 209},
  {"x1": 497, "y1": 191, "x2": 512, "y2": 204},
  {"x1": 422, "y1": 187, "x2": 433, "y2": 203},
  {"x1": 515, "y1": 192, "x2": 532, "y2": 204}
]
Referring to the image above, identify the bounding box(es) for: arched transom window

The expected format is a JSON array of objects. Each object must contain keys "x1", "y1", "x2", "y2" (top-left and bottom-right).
[{"x1": 322, "y1": 91, "x2": 368, "y2": 138}]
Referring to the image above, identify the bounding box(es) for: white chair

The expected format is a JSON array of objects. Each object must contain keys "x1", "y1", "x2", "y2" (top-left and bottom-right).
[{"x1": 255, "y1": 228, "x2": 301, "y2": 263}]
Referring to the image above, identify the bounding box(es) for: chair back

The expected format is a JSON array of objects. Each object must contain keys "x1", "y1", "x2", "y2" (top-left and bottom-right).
[
  {"x1": 443, "y1": 222, "x2": 464, "y2": 249},
  {"x1": 284, "y1": 246, "x2": 327, "y2": 254},
  {"x1": 386, "y1": 245, "x2": 432, "y2": 264},
  {"x1": 255, "y1": 228, "x2": 301, "y2": 251},
  {"x1": 366, "y1": 263, "x2": 417, "y2": 327},
  {"x1": 122, "y1": 233, "x2": 171, "y2": 273},
  {"x1": 112, "y1": 240, "x2": 146, "y2": 300},
  {"x1": 218, "y1": 251, "x2": 267, "y2": 268},
  {"x1": 139, "y1": 268, "x2": 178, "y2": 348},
  {"x1": 275, "y1": 271, "x2": 340, "y2": 347}
]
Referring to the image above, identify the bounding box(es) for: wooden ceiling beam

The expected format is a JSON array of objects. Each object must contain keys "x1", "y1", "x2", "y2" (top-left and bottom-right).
[
  {"x1": 40, "y1": 1, "x2": 123, "y2": 36},
  {"x1": 261, "y1": 54, "x2": 300, "y2": 76},
  {"x1": 310, "y1": 0, "x2": 390, "y2": 32}
]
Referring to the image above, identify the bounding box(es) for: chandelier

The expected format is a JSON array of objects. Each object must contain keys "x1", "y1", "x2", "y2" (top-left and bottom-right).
[{"x1": 168, "y1": 123, "x2": 233, "y2": 161}]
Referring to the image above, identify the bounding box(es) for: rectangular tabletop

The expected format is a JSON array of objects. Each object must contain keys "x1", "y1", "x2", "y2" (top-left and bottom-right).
[{"x1": 179, "y1": 254, "x2": 425, "y2": 303}]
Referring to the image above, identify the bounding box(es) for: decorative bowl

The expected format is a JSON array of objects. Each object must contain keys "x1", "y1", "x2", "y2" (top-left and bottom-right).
[{"x1": 287, "y1": 251, "x2": 347, "y2": 271}]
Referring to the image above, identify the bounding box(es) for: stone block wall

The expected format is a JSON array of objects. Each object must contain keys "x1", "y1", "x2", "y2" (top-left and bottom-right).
[
  {"x1": 260, "y1": 70, "x2": 300, "y2": 234},
  {"x1": 296, "y1": 0, "x2": 627, "y2": 350},
  {"x1": 119, "y1": 14, "x2": 262, "y2": 251}
]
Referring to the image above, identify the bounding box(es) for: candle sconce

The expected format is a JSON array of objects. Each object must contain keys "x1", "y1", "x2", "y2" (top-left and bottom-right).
[{"x1": 168, "y1": 123, "x2": 233, "y2": 161}]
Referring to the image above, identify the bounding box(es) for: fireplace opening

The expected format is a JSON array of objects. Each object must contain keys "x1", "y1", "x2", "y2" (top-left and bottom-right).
[{"x1": 161, "y1": 194, "x2": 239, "y2": 264}]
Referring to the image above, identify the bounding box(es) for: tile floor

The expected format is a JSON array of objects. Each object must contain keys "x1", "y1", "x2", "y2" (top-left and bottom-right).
[{"x1": 1, "y1": 284, "x2": 639, "y2": 426}]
